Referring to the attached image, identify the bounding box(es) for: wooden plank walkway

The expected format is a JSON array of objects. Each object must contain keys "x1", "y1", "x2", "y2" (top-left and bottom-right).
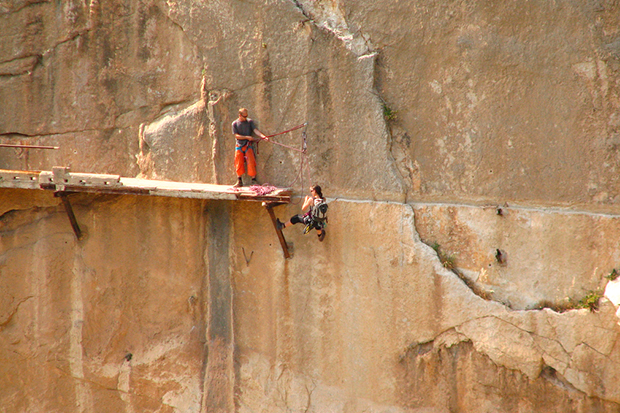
[
  {"x1": 0, "y1": 168, "x2": 292, "y2": 203},
  {"x1": 0, "y1": 167, "x2": 294, "y2": 257}
]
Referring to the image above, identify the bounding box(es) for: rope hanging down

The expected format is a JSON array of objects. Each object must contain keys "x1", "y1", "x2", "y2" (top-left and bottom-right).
[{"x1": 252, "y1": 122, "x2": 311, "y2": 203}]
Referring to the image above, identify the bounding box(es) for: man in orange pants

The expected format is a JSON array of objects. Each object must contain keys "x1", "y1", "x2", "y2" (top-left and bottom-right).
[{"x1": 231, "y1": 108, "x2": 267, "y2": 187}]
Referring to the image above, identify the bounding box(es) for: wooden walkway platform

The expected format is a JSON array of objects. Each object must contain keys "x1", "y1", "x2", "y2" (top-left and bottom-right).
[
  {"x1": 0, "y1": 167, "x2": 294, "y2": 257},
  {"x1": 0, "y1": 167, "x2": 292, "y2": 203}
]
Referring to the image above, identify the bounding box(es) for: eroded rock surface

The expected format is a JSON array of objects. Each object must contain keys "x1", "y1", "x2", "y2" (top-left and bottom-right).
[{"x1": 2, "y1": 0, "x2": 620, "y2": 412}]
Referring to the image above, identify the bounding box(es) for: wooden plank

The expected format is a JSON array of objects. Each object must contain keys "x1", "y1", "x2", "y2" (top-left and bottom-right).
[
  {"x1": 0, "y1": 168, "x2": 292, "y2": 203},
  {"x1": 263, "y1": 202, "x2": 291, "y2": 259},
  {"x1": 0, "y1": 170, "x2": 41, "y2": 189},
  {"x1": 49, "y1": 167, "x2": 122, "y2": 188},
  {"x1": 120, "y1": 178, "x2": 241, "y2": 201}
]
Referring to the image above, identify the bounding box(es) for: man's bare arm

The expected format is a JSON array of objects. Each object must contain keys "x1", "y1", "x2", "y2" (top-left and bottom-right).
[
  {"x1": 235, "y1": 134, "x2": 254, "y2": 141},
  {"x1": 253, "y1": 129, "x2": 268, "y2": 141},
  {"x1": 234, "y1": 129, "x2": 267, "y2": 142}
]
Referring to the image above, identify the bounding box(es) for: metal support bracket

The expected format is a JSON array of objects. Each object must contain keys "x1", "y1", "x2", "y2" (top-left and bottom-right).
[
  {"x1": 263, "y1": 202, "x2": 291, "y2": 259},
  {"x1": 55, "y1": 191, "x2": 83, "y2": 240}
]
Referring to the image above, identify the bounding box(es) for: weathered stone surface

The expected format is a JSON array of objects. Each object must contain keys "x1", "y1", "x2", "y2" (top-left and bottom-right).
[
  {"x1": 3, "y1": 0, "x2": 620, "y2": 412},
  {"x1": 2, "y1": 191, "x2": 620, "y2": 412},
  {"x1": 413, "y1": 203, "x2": 620, "y2": 309},
  {"x1": 0, "y1": 0, "x2": 201, "y2": 174},
  {"x1": 0, "y1": 192, "x2": 212, "y2": 412},
  {"x1": 398, "y1": 339, "x2": 620, "y2": 413},
  {"x1": 137, "y1": 99, "x2": 213, "y2": 183},
  {"x1": 134, "y1": 0, "x2": 405, "y2": 200},
  {"x1": 358, "y1": 0, "x2": 620, "y2": 206},
  {"x1": 232, "y1": 200, "x2": 620, "y2": 410}
]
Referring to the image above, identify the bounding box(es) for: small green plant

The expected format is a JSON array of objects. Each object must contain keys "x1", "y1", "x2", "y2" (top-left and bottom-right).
[
  {"x1": 429, "y1": 242, "x2": 456, "y2": 270},
  {"x1": 382, "y1": 103, "x2": 397, "y2": 121},
  {"x1": 576, "y1": 290, "x2": 603, "y2": 312},
  {"x1": 441, "y1": 253, "x2": 456, "y2": 270},
  {"x1": 606, "y1": 269, "x2": 619, "y2": 281},
  {"x1": 535, "y1": 290, "x2": 607, "y2": 313},
  {"x1": 428, "y1": 241, "x2": 494, "y2": 301},
  {"x1": 533, "y1": 299, "x2": 576, "y2": 313}
]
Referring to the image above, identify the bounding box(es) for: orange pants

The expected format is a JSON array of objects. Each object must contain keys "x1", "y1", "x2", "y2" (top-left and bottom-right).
[{"x1": 235, "y1": 143, "x2": 256, "y2": 178}]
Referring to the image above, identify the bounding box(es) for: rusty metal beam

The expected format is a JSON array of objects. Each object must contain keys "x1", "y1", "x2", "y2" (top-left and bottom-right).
[
  {"x1": 263, "y1": 202, "x2": 291, "y2": 259},
  {"x1": 42, "y1": 184, "x2": 150, "y2": 196},
  {"x1": 55, "y1": 192, "x2": 83, "y2": 240},
  {"x1": 237, "y1": 194, "x2": 291, "y2": 203},
  {"x1": 0, "y1": 144, "x2": 59, "y2": 149}
]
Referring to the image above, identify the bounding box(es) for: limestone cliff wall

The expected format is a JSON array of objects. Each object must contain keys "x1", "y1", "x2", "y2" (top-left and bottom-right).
[{"x1": 2, "y1": 0, "x2": 620, "y2": 412}]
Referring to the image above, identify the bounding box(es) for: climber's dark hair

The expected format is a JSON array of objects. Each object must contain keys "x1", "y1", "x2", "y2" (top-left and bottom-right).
[{"x1": 311, "y1": 184, "x2": 324, "y2": 200}]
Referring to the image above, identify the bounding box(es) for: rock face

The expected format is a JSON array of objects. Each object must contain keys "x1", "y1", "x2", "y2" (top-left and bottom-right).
[{"x1": 2, "y1": 0, "x2": 620, "y2": 412}]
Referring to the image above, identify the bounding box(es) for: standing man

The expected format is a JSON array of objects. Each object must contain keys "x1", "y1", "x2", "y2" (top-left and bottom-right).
[{"x1": 231, "y1": 108, "x2": 268, "y2": 187}]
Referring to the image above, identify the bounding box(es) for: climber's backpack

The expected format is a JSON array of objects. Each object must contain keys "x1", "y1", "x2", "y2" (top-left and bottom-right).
[{"x1": 311, "y1": 199, "x2": 328, "y2": 223}]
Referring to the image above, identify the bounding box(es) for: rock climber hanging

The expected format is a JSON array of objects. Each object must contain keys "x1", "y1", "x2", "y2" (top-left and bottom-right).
[{"x1": 276, "y1": 184, "x2": 328, "y2": 242}]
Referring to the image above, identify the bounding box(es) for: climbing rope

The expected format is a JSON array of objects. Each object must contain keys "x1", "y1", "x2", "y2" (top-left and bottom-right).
[
  {"x1": 284, "y1": 129, "x2": 310, "y2": 187},
  {"x1": 231, "y1": 183, "x2": 278, "y2": 195},
  {"x1": 248, "y1": 184, "x2": 278, "y2": 196},
  {"x1": 260, "y1": 123, "x2": 308, "y2": 153},
  {"x1": 250, "y1": 122, "x2": 312, "y2": 203},
  {"x1": 280, "y1": 127, "x2": 311, "y2": 205}
]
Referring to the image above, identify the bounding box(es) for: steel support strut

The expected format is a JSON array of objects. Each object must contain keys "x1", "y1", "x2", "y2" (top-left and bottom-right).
[
  {"x1": 55, "y1": 192, "x2": 83, "y2": 240},
  {"x1": 263, "y1": 202, "x2": 291, "y2": 259}
]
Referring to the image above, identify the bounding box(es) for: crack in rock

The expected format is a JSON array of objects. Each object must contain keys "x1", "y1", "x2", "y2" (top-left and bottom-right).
[
  {"x1": 0, "y1": 0, "x2": 49, "y2": 15},
  {"x1": 0, "y1": 295, "x2": 33, "y2": 330},
  {"x1": 0, "y1": 55, "x2": 42, "y2": 76},
  {"x1": 401, "y1": 329, "x2": 618, "y2": 405},
  {"x1": 291, "y1": 0, "x2": 373, "y2": 57}
]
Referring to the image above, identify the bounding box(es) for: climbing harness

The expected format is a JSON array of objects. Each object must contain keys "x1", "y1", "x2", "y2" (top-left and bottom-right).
[
  {"x1": 235, "y1": 141, "x2": 251, "y2": 152},
  {"x1": 236, "y1": 140, "x2": 255, "y2": 160}
]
